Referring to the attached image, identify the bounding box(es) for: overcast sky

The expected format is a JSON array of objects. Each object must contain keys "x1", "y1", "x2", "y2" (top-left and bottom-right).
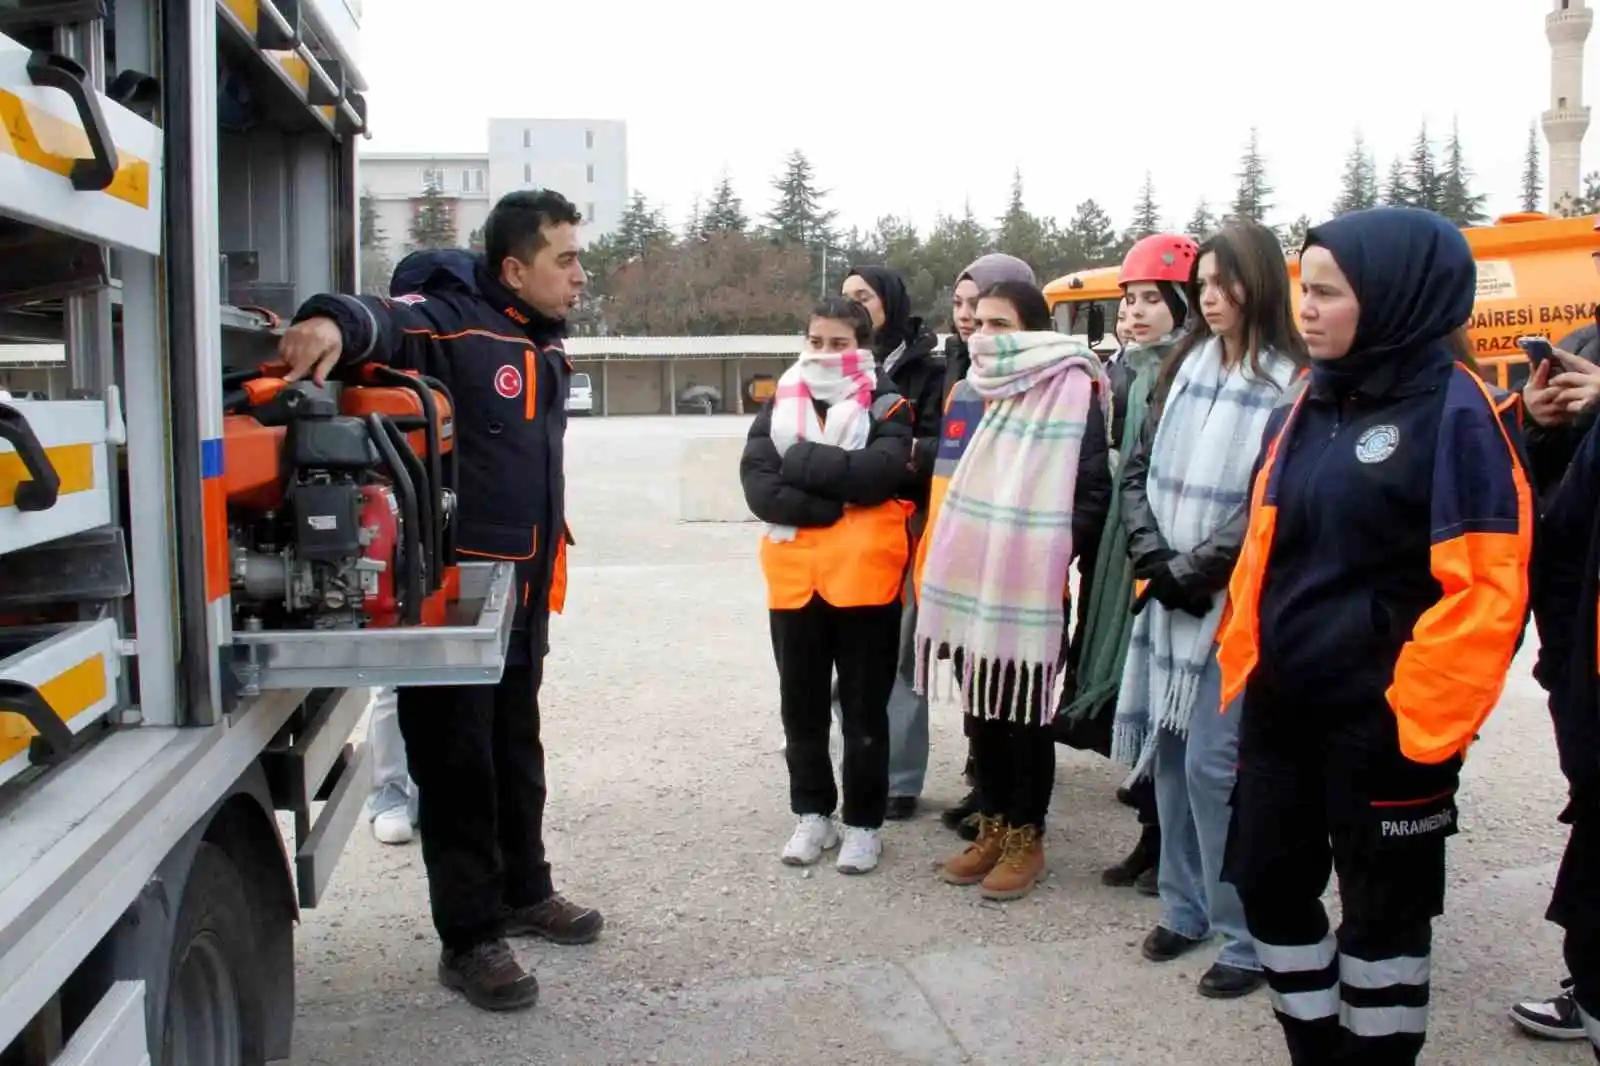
[{"x1": 357, "y1": 0, "x2": 1575, "y2": 236}]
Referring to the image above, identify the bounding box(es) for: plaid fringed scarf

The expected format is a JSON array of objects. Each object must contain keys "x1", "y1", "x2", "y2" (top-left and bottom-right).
[
  {"x1": 1112, "y1": 337, "x2": 1296, "y2": 774},
  {"x1": 765, "y1": 347, "x2": 878, "y2": 543},
  {"x1": 914, "y1": 330, "x2": 1107, "y2": 723}
]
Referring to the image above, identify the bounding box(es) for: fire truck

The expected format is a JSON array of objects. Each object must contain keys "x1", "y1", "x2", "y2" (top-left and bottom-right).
[{"x1": 0, "y1": 2, "x2": 513, "y2": 1062}]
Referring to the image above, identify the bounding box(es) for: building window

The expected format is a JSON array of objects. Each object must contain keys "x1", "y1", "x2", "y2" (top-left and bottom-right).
[
  {"x1": 421, "y1": 167, "x2": 444, "y2": 191},
  {"x1": 523, "y1": 163, "x2": 532, "y2": 184},
  {"x1": 586, "y1": 201, "x2": 595, "y2": 221},
  {"x1": 586, "y1": 163, "x2": 595, "y2": 183},
  {"x1": 523, "y1": 128, "x2": 531, "y2": 148},
  {"x1": 586, "y1": 127, "x2": 595, "y2": 150},
  {"x1": 461, "y1": 168, "x2": 485, "y2": 193},
  {"x1": 1561, "y1": 96, "x2": 1569, "y2": 109}
]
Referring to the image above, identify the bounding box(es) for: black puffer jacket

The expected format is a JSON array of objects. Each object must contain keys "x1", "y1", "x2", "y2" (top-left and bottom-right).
[
  {"x1": 885, "y1": 319, "x2": 945, "y2": 513},
  {"x1": 739, "y1": 387, "x2": 915, "y2": 527}
]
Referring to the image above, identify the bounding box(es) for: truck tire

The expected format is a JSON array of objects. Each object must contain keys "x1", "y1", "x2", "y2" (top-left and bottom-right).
[{"x1": 160, "y1": 843, "x2": 267, "y2": 1066}]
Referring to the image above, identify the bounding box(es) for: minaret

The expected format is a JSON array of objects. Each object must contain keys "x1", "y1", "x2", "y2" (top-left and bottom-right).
[{"x1": 1545, "y1": 0, "x2": 1593, "y2": 211}]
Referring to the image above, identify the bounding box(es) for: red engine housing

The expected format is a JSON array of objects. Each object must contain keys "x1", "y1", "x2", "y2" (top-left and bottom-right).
[{"x1": 358, "y1": 484, "x2": 401, "y2": 628}]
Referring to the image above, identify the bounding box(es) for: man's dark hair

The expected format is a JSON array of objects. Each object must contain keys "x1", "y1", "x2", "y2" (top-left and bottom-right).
[
  {"x1": 484, "y1": 189, "x2": 583, "y2": 267},
  {"x1": 810, "y1": 296, "x2": 874, "y2": 346}
]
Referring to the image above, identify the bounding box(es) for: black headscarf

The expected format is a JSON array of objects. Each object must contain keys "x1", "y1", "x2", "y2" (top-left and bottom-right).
[
  {"x1": 848, "y1": 264, "x2": 914, "y2": 359},
  {"x1": 1302, "y1": 207, "x2": 1475, "y2": 395}
]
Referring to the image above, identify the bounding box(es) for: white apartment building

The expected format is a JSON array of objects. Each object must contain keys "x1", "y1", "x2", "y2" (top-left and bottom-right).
[
  {"x1": 359, "y1": 151, "x2": 492, "y2": 259},
  {"x1": 486, "y1": 118, "x2": 628, "y2": 242},
  {"x1": 358, "y1": 117, "x2": 627, "y2": 258}
]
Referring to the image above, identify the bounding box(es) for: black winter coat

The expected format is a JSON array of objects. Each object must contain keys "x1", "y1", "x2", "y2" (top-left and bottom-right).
[
  {"x1": 739, "y1": 387, "x2": 915, "y2": 529},
  {"x1": 883, "y1": 321, "x2": 945, "y2": 513}
]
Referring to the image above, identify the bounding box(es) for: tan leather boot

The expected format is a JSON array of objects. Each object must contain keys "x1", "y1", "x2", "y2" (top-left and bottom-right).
[
  {"x1": 939, "y1": 815, "x2": 1006, "y2": 885},
  {"x1": 980, "y1": 824, "x2": 1044, "y2": 901}
]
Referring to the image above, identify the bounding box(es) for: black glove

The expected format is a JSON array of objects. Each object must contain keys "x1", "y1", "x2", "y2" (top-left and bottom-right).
[
  {"x1": 1147, "y1": 564, "x2": 1213, "y2": 619},
  {"x1": 1132, "y1": 548, "x2": 1177, "y2": 581}
]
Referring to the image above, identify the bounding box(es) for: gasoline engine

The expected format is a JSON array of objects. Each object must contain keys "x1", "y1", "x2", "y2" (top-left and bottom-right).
[{"x1": 220, "y1": 365, "x2": 458, "y2": 630}]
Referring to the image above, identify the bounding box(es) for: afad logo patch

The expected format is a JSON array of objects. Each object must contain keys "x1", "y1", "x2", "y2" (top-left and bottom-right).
[
  {"x1": 390, "y1": 293, "x2": 426, "y2": 306},
  {"x1": 494, "y1": 364, "x2": 524, "y2": 399}
]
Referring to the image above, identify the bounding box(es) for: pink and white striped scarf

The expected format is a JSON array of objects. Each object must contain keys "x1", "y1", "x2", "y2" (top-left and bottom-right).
[{"x1": 765, "y1": 348, "x2": 878, "y2": 542}]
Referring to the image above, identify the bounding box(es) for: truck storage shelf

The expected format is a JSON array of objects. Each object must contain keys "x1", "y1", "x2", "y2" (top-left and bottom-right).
[
  {"x1": 0, "y1": 31, "x2": 165, "y2": 255},
  {"x1": 0, "y1": 398, "x2": 112, "y2": 556},
  {"x1": 230, "y1": 560, "x2": 517, "y2": 692},
  {"x1": 0, "y1": 617, "x2": 121, "y2": 788}
]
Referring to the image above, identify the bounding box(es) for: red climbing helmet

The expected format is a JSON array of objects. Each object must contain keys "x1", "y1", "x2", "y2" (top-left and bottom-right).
[{"x1": 1119, "y1": 234, "x2": 1200, "y2": 286}]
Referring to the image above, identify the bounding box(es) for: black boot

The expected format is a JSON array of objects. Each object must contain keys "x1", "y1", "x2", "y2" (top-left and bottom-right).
[
  {"x1": 941, "y1": 787, "x2": 983, "y2": 831},
  {"x1": 1102, "y1": 825, "x2": 1159, "y2": 887},
  {"x1": 438, "y1": 939, "x2": 540, "y2": 1012}
]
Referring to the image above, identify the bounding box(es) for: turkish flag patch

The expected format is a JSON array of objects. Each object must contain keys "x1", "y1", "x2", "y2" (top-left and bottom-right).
[{"x1": 494, "y1": 364, "x2": 524, "y2": 399}]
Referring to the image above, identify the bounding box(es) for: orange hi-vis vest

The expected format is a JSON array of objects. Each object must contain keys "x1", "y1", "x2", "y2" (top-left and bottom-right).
[{"x1": 761, "y1": 499, "x2": 913, "y2": 610}]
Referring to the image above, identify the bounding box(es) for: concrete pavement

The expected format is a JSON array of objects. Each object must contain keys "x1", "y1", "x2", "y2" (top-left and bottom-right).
[{"x1": 292, "y1": 416, "x2": 1586, "y2": 1065}]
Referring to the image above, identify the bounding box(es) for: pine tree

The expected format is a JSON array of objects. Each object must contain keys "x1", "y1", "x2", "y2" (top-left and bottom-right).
[
  {"x1": 467, "y1": 227, "x2": 485, "y2": 253},
  {"x1": 1437, "y1": 118, "x2": 1488, "y2": 228},
  {"x1": 1063, "y1": 198, "x2": 1117, "y2": 265},
  {"x1": 1383, "y1": 156, "x2": 1414, "y2": 207},
  {"x1": 1522, "y1": 121, "x2": 1544, "y2": 213},
  {"x1": 1185, "y1": 199, "x2": 1218, "y2": 241},
  {"x1": 1405, "y1": 123, "x2": 1441, "y2": 211},
  {"x1": 408, "y1": 179, "x2": 457, "y2": 249},
  {"x1": 358, "y1": 190, "x2": 392, "y2": 295},
  {"x1": 683, "y1": 194, "x2": 705, "y2": 241},
  {"x1": 763, "y1": 150, "x2": 836, "y2": 245},
  {"x1": 704, "y1": 173, "x2": 748, "y2": 234},
  {"x1": 1130, "y1": 171, "x2": 1162, "y2": 238},
  {"x1": 1285, "y1": 215, "x2": 1312, "y2": 252},
  {"x1": 616, "y1": 190, "x2": 671, "y2": 259},
  {"x1": 1331, "y1": 132, "x2": 1379, "y2": 216},
  {"x1": 1230, "y1": 126, "x2": 1274, "y2": 224},
  {"x1": 995, "y1": 168, "x2": 1049, "y2": 268}
]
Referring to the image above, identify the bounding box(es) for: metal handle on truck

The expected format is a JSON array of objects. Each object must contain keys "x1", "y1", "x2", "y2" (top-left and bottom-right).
[
  {"x1": 26, "y1": 49, "x2": 120, "y2": 192},
  {"x1": 0, "y1": 402, "x2": 62, "y2": 512}
]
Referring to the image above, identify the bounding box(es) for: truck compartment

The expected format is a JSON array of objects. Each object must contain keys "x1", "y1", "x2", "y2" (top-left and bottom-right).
[{"x1": 0, "y1": 617, "x2": 120, "y2": 787}]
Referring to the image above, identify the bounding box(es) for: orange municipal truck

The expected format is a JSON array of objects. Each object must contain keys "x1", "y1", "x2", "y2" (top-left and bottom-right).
[{"x1": 1043, "y1": 212, "x2": 1600, "y2": 391}]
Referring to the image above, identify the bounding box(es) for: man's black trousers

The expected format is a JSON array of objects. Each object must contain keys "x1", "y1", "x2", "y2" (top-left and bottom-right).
[
  {"x1": 770, "y1": 594, "x2": 899, "y2": 829},
  {"x1": 397, "y1": 653, "x2": 553, "y2": 953},
  {"x1": 1549, "y1": 802, "x2": 1600, "y2": 1061},
  {"x1": 1224, "y1": 683, "x2": 1461, "y2": 1066}
]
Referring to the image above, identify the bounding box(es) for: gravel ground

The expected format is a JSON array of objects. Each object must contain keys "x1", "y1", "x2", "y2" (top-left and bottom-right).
[{"x1": 294, "y1": 415, "x2": 1583, "y2": 1066}]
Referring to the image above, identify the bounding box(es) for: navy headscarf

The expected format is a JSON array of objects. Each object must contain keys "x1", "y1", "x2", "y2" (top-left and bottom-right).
[
  {"x1": 1302, "y1": 206, "x2": 1476, "y2": 394},
  {"x1": 848, "y1": 264, "x2": 914, "y2": 359}
]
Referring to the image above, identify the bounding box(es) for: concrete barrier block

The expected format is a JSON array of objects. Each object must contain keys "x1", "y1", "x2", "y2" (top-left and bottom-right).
[{"x1": 679, "y1": 434, "x2": 756, "y2": 523}]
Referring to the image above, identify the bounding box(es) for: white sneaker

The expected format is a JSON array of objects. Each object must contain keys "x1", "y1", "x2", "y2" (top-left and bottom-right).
[
  {"x1": 372, "y1": 807, "x2": 415, "y2": 845},
  {"x1": 836, "y1": 826, "x2": 882, "y2": 875},
  {"x1": 780, "y1": 815, "x2": 839, "y2": 866}
]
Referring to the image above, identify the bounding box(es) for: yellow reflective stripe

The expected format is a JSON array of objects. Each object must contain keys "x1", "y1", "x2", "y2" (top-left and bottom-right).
[
  {"x1": 222, "y1": 0, "x2": 260, "y2": 33},
  {"x1": 0, "y1": 653, "x2": 108, "y2": 762},
  {"x1": 0, "y1": 442, "x2": 96, "y2": 508},
  {"x1": 0, "y1": 90, "x2": 153, "y2": 209}
]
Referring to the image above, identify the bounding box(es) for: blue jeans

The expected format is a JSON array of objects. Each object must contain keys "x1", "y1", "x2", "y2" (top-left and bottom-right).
[
  {"x1": 1153, "y1": 654, "x2": 1258, "y2": 971},
  {"x1": 366, "y1": 687, "x2": 418, "y2": 823}
]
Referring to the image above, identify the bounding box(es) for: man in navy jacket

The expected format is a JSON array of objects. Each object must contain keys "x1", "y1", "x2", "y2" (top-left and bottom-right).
[{"x1": 278, "y1": 189, "x2": 597, "y2": 1013}]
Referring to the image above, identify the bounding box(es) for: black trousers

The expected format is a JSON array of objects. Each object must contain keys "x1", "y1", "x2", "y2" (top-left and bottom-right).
[
  {"x1": 1550, "y1": 803, "x2": 1600, "y2": 1060},
  {"x1": 397, "y1": 654, "x2": 552, "y2": 952},
  {"x1": 770, "y1": 594, "x2": 899, "y2": 829},
  {"x1": 1224, "y1": 683, "x2": 1460, "y2": 1066},
  {"x1": 1131, "y1": 773, "x2": 1159, "y2": 828},
  {"x1": 971, "y1": 715, "x2": 1056, "y2": 829}
]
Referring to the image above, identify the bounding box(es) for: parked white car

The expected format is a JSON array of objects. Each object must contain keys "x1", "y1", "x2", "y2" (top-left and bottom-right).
[{"x1": 566, "y1": 371, "x2": 594, "y2": 415}]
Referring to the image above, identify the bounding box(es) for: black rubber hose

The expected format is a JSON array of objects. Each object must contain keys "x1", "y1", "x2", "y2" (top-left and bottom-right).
[
  {"x1": 379, "y1": 417, "x2": 438, "y2": 598},
  {"x1": 371, "y1": 367, "x2": 445, "y2": 584},
  {"x1": 418, "y1": 373, "x2": 459, "y2": 566},
  {"x1": 365, "y1": 414, "x2": 423, "y2": 625}
]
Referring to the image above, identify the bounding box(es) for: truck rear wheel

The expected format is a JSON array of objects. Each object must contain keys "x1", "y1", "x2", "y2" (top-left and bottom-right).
[{"x1": 160, "y1": 843, "x2": 266, "y2": 1066}]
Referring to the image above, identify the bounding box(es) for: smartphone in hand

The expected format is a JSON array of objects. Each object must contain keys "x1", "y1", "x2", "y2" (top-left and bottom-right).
[{"x1": 1518, "y1": 336, "x2": 1555, "y2": 369}]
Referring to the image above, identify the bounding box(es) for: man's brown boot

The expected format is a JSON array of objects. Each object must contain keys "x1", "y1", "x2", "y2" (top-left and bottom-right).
[
  {"x1": 505, "y1": 893, "x2": 605, "y2": 945},
  {"x1": 939, "y1": 815, "x2": 1007, "y2": 885},
  {"x1": 980, "y1": 824, "x2": 1045, "y2": 901},
  {"x1": 438, "y1": 939, "x2": 540, "y2": 1012}
]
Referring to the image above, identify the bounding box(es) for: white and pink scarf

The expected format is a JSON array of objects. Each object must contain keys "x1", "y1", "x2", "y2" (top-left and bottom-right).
[{"x1": 765, "y1": 348, "x2": 878, "y2": 542}]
